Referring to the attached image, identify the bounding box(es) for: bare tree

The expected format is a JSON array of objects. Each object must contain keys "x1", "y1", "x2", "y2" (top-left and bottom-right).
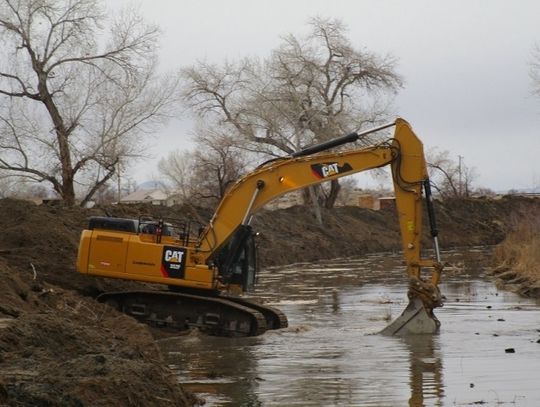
[
  {"x1": 181, "y1": 17, "x2": 402, "y2": 214},
  {"x1": 0, "y1": 171, "x2": 52, "y2": 198},
  {"x1": 0, "y1": 0, "x2": 179, "y2": 206},
  {"x1": 159, "y1": 126, "x2": 246, "y2": 208},
  {"x1": 427, "y1": 148, "x2": 477, "y2": 198},
  {"x1": 158, "y1": 150, "x2": 195, "y2": 202},
  {"x1": 530, "y1": 43, "x2": 540, "y2": 97},
  {"x1": 332, "y1": 177, "x2": 359, "y2": 206}
]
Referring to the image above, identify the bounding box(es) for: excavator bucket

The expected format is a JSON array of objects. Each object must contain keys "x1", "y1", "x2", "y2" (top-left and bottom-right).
[{"x1": 379, "y1": 297, "x2": 440, "y2": 336}]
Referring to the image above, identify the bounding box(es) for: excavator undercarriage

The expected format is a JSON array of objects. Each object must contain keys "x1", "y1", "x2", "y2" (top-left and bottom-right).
[{"x1": 97, "y1": 290, "x2": 287, "y2": 337}]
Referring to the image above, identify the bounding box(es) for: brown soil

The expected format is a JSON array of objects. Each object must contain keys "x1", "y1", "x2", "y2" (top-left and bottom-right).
[
  {"x1": 0, "y1": 195, "x2": 539, "y2": 406},
  {"x1": 254, "y1": 196, "x2": 537, "y2": 267},
  {"x1": 0, "y1": 199, "x2": 198, "y2": 407}
]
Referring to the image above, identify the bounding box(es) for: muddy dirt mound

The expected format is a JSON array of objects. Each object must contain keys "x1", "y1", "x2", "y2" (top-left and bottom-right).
[
  {"x1": 0, "y1": 259, "x2": 195, "y2": 406},
  {"x1": 253, "y1": 204, "x2": 401, "y2": 266},
  {"x1": 0, "y1": 199, "x2": 83, "y2": 288}
]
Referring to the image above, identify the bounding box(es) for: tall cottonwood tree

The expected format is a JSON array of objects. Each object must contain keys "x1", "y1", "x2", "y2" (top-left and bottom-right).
[
  {"x1": 0, "y1": 0, "x2": 179, "y2": 206},
  {"x1": 181, "y1": 17, "x2": 401, "y2": 213}
]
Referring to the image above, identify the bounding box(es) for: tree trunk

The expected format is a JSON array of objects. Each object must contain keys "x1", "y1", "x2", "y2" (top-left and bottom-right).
[
  {"x1": 308, "y1": 186, "x2": 323, "y2": 225},
  {"x1": 38, "y1": 72, "x2": 76, "y2": 205},
  {"x1": 323, "y1": 179, "x2": 341, "y2": 209}
]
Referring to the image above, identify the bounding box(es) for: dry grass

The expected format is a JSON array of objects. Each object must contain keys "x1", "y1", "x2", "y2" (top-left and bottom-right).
[{"x1": 495, "y1": 205, "x2": 540, "y2": 281}]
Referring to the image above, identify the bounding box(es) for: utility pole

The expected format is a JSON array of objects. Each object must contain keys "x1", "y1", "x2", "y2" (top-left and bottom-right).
[
  {"x1": 117, "y1": 161, "x2": 122, "y2": 203},
  {"x1": 458, "y1": 155, "x2": 463, "y2": 197}
]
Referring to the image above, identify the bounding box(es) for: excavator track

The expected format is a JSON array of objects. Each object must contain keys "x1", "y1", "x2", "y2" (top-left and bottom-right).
[
  {"x1": 221, "y1": 296, "x2": 288, "y2": 330},
  {"x1": 97, "y1": 290, "x2": 273, "y2": 337}
]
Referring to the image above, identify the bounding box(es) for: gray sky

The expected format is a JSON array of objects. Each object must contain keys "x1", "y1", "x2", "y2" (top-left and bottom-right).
[{"x1": 128, "y1": 0, "x2": 540, "y2": 192}]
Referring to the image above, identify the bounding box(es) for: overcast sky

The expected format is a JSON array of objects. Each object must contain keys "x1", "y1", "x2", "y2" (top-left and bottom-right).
[{"x1": 125, "y1": 0, "x2": 540, "y2": 192}]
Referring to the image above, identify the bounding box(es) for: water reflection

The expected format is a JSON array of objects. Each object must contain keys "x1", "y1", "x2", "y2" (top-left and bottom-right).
[
  {"x1": 160, "y1": 335, "x2": 264, "y2": 405},
  {"x1": 161, "y1": 248, "x2": 540, "y2": 406},
  {"x1": 402, "y1": 335, "x2": 444, "y2": 406}
]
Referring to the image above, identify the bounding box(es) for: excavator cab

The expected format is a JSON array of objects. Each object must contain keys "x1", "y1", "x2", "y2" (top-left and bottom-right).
[{"x1": 215, "y1": 225, "x2": 258, "y2": 292}]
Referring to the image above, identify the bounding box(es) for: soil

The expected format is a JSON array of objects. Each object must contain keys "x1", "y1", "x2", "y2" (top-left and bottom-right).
[
  {"x1": 0, "y1": 195, "x2": 539, "y2": 406},
  {"x1": 253, "y1": 196, "x2": 536, "y2": 267}
]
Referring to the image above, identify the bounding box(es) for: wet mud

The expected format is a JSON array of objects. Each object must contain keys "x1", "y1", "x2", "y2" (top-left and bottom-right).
[{"x1": 162, "y1": 247, "x2": 540, "y2": 406}]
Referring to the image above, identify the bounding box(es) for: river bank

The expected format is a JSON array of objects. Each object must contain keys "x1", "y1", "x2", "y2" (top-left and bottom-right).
[
  {"x1": 490, "y1": 203, "x2": 540, "y2": 298},
  {"x1": 0, "y1": 196, "x2": 538, "y2": 405}
]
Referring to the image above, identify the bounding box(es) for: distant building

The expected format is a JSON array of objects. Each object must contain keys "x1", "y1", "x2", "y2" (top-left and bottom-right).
[
  {"x1": 338, "y1": 190, "x2": 395, "y2": 210},
  {"x1": 356, "y1": 194, "x2": 376, "y2": 209},
  {"x1": 120, "y1": 189, "x2": 169, "y2": 206},
  {"x1": 378, "y1": 196, "x2": 396, "y2": 210}
]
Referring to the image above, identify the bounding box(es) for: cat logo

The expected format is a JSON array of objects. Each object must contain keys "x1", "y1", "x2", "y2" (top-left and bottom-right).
[
  {"x1": 164, "y1": 249, "x2": 184, "y2": 263},
  {"x1": 161, "y1": 246, "x2": 187, "y2": 279},
  {"x1": 311, "y1": 162, "x2": 353, "y2": 179}
]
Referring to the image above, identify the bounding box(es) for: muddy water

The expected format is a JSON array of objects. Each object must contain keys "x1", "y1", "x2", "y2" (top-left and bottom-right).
[{"x1": 160, "y1": 248, "x2": 540, "y2": 406}]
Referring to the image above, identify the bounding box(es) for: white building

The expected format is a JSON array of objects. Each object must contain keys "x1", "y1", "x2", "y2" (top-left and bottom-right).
[{"x1": 120, "y1": 189, "x2": 169, "y2": 206}]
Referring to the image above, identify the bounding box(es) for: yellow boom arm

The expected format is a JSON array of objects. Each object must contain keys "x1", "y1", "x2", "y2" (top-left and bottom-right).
[
  {"x1": 198, "y1": 119, "x2": 437, "y2": 273},
  {"x1": 197, "y1": 118, "x2": 443, "y2": 312}
]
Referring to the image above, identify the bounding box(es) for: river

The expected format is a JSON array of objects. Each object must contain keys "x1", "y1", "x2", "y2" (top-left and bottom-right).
[{"x1": 159, "y1": 247, "x2": 540, "y2": 406}]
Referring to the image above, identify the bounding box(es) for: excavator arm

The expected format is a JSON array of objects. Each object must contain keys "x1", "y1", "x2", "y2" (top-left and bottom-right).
[{"x1": 196, "y1": 118, "x2": 444, "y2": 334}]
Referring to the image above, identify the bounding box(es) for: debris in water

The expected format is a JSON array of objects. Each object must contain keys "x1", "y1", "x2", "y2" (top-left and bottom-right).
[{"x1": 497, "y1": 318, "x2": 505, "y2": 322}]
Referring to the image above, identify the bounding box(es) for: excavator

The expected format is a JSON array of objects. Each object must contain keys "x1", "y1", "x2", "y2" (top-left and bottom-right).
[{"x1": 76, "y1": 118, "x2": 444, "y2": 337}]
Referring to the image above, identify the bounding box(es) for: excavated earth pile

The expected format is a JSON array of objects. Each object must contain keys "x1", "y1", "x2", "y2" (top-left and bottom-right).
[
  {"x1": 0, "y1": 260, "x2": 196, "y2": 406},
  {"x1": 0, "y1": 199, "x2": 197, "y2": 406},
  {"x1": 0, "y1": 195, "x2": 539, "y2": 406}
]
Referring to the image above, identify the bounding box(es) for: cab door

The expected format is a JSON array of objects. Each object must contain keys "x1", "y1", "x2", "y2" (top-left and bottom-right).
[{"x1": 217, "y1": 225, "x2": 258, "y2": 292}]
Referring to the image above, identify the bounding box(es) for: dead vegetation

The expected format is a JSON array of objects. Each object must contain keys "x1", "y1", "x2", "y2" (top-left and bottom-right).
[{"x1": 493, "y1": 204, "x2": 540, "y2": 296}]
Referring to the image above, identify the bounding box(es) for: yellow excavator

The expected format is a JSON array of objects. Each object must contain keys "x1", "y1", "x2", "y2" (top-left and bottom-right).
[{"x1": 77, "y1": 118, "x2": 444, "y2": 337}]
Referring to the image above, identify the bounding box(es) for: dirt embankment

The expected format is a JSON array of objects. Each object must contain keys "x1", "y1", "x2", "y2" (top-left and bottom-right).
[
  {"x1": 490, "y1": 203, "x2": 540, "y2": 297},
  {"x1": 0, "y1": 200, "x2": 197, "y2": 407},
  {"x1": 0, "y1": 196, "x2": 538, "y2": 406},
  {"x1": 254, "y1": 196, "x2": 535, "y2": 267},
  {"x1": 0, "y1": 264, "x2": 195, "y2": 406}
]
